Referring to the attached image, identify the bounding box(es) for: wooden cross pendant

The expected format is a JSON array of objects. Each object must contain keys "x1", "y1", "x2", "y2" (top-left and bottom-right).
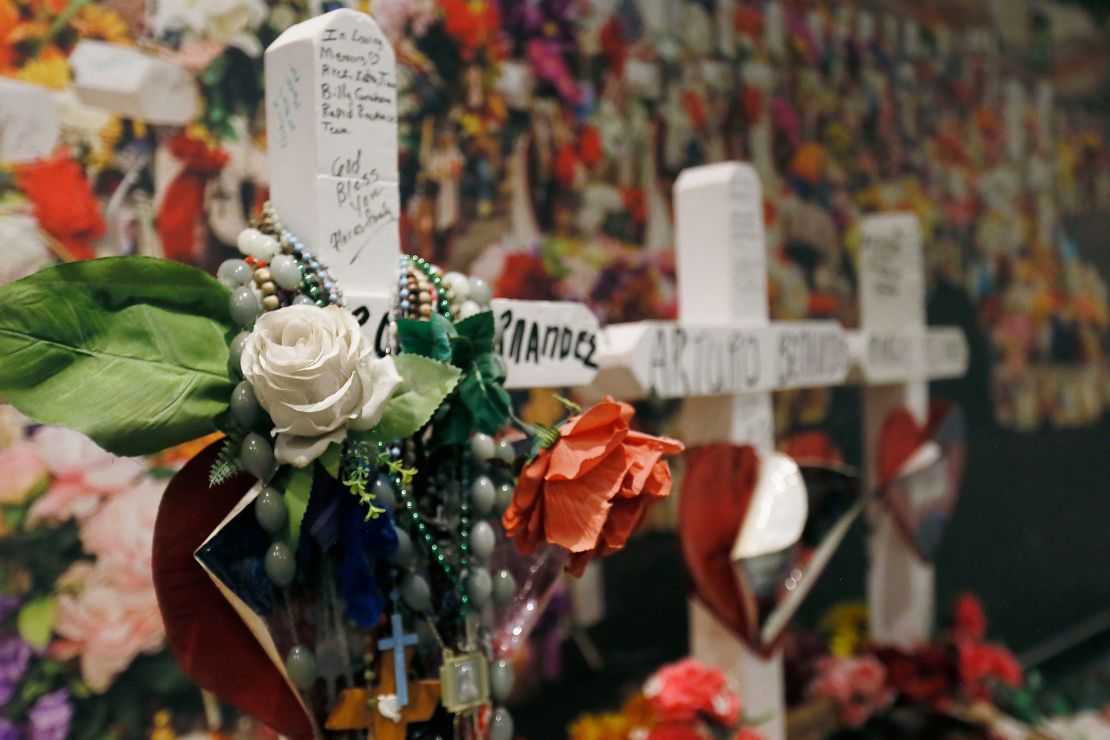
[{"x1": 325, "y1": 651, "x2": 441, "y2": 740}]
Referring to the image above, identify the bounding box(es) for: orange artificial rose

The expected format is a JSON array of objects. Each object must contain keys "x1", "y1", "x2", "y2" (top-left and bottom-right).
[{"x1": 503, "y1": 397, "x2": 683, "y2": 576}]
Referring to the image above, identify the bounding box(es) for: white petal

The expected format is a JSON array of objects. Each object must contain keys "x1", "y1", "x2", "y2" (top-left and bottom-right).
[
  {"x1": 274, "y1": 427, "x2": 347, "y2": 468},
  {"x1": 349, "y1": 356, "x2": 403, "y2": 430}
]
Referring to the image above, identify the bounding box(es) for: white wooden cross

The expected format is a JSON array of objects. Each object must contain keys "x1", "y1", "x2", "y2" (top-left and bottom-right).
[
  {"x1": 0, "y1": 78, "x2": 59, "y2": 163},
  {"x1": 849, "y1": 213, "x2": 968, "y2": 646},
  {"x1": 263, "y1": 8, "x2": 598, "y2": 390},
  {"x1": 69, "y1": 40, "x2": 199, "y2": 125},
  {"x1": 594, "y1": 162, "x2": 853, "y2": 740}
]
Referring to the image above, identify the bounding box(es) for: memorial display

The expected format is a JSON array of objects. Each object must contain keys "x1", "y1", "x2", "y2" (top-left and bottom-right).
[{"x1": 0, "y1": 1, "x2": 1107, "y2": 739}]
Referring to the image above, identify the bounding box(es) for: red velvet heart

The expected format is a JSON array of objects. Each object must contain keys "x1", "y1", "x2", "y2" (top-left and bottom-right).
[
  {"x1": 878, "y1": 401, "x2": 964, "y2": 561},
  {"x1": 152, "y1": 443, "x2": 314, "y2": 738},
  {"x1": 878, "y1": 400, "x2": 954, "y2": 486},
  {"x1": 679, "y1": 441, "x2": 861, "y2": 655},
  {"x1": 678, "y1": 443, "x2": 759, "y2": 644}
]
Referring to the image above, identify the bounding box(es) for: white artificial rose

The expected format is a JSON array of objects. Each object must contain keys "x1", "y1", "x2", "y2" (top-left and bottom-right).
[{"x1": 240, "y1": 305, "x2": 402, "y2": 468}]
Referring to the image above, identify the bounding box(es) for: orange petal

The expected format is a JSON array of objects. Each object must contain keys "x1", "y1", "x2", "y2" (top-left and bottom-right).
[
  {"x1": 619, "y1": 431, "x2": 684, "y2": 496},
  {"x1": 599, "y1": 496, "x2": 649, "y2": 550},
  {"x1": 626, "y1": 430, "x2": 685, "y2": 455},
  {"x1": 547, "y1": 405, "x2": 629, "y2": 481},
  {"x1": 503, "y1": 452, "x2": 550, "y2": 534},
  {"x1": 640, "y1": 461, "x2": 674, "y2": 499},
  {"x1": 542, "y1": 446, "x2": 629, "y2": 552}
]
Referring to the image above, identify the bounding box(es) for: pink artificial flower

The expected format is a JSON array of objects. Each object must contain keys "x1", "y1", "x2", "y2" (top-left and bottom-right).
[
  {"x1": 51, "y1": 559, "x2": 164, "y2": 692},
  {"x1": 0, "y1": 441, "x2": 49, "y2": 505},
  {"x1": 26, "y1": 427, "x2": 144, "y2": 525},
  {"x1": 643, "y1": 658, "x2": 741, "y2": 727},
  {"x1": 78, "y1": 478, "x2": 164, "y2": 593},
  {"x1": 808, "y1": 655, "x2": 895, "y2": 728}
]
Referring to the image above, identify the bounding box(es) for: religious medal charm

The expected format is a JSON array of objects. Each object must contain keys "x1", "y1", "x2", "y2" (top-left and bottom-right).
[{"x1": 439, "y1": 652, "x2": 490, "y2": 714}]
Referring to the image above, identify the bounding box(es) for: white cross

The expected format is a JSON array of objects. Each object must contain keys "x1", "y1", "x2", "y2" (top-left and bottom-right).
[
  {"x1": 0, "y1": 78, "x2": 58, "y2": 163},
  {"x1": 594, "y1": 162, "x2": 854, "y2": 740},
  {"x1": 263, "y1": 8, "x2": 598, "y2": 390},
  {"x1": 849, "y1": 213, "x2": 968, "y2": 647},
  {"x1": 69, "y1": 40, "x2": 199, "y2": 125}
]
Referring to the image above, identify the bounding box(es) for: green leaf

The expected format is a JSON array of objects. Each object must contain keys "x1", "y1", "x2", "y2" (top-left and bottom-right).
[
  {"x1": 431, "y1": 401, "x2": 470, "y2": 447},
  {"x1": 371, "y1": 355, "x2": 462, "y2": 443},
  {"x1": 448, "y1": 334, "x2": 475, "y2": 368},
  {"x1": 319, "y1": 443, "x2": 342, "y2": 479},
  {"x1": 199, "y1": 53, "x2": 229, "y2": 86},
  {"x1": 396, "y1": 316, "x2": 453, "y2": 362},
  {"x1": 474, "y1": 352, "x2": 508, "y2": 384},
  {"x1": 284, "y1": 466, "x2": 313, "y2": 550},
  {"x1": 17, "y1": 595, "x2": 56, "y2": 649},
  {"x1": 454, "y1": 311, "x2": 495, "y2": 354},
  {"x1": 0, "y1": 258, "x2": 235, "y2": 456},
  {"x1": 458, "y1": 371, "x2": 511, "y2": 435}
]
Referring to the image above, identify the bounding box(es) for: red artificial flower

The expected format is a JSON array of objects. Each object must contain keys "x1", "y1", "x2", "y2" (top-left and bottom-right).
[
  {"x1": 951, "y1": 592, "x2": 987, "y2": 643},
  {"x1": 622, "y1": 187, "x2": 646, "y2": 225},
  {"x1": 735, "y1": 730, "x2": 764, "y2": 740},
  {"x1": 579, "y1": 124, "x2": 603, "y2": 169},
  {"x1": 957, "y1": 642, "x2": 1022, "y2": 701},
  {"x1": 644, "y1": 658, "x2": 741, "y2": 727},
  {"x1": 808, "y1": 655, "x2": 895, "y2": 728},
  {"x1": 872, "y1": 644, "x2": 956, "y2": 706},
  {"x1": 555, "y1": 142, "x2": 579, "y2": 189},
  {"x1": 496, "y1": 252, "x2": 558, "y2": 301},
  {"x1": 681, "y1": 90, "x2": 707, "y2": 131},
  {"x1": 503, "y1": 397, "x2": 683, "y2": 577},
  {"x1": 442, "y1": 0, "x2": 501, "y2": 61},
  {"x1": 645, "y1": 723, "x2": 702, "y2": 740},
  {"x1": 598, "y1": 17, "x2": 627, "y2": 74},
  {"x1": 740, "y1": 86, "x2": 763, "y2": 124},
  {"x1": 156, "y1": 132, "x2": 229, "y2": 263},
  {"x1": 733, "y1": 7, "x2": 762, "y2": 39},
  {"x1": 15, "y1": 150, "x2": 105, "y2": 260}
]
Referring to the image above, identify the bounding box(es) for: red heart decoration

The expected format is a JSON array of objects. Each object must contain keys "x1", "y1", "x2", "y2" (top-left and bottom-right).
[
  {"x1": 152, "y1": 443, "x2": 314, "y2": 738},
  {"x1": 878, "y1": 400, "x2": 955, "y2": 486},
  {"x1": 878, "y1": 401, "x2": 965, "y2": 561},
  {"x1": 679, "y1": 441, "x2": 861, "y2": 655},
  {"x1": 678, "y1": 443, "x2": 760, "y2": 645}
]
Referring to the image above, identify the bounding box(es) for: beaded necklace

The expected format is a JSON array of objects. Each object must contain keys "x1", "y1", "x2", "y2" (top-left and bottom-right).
[{"x1": 218, "y1": 203, "x2": 516, "y2": 737}]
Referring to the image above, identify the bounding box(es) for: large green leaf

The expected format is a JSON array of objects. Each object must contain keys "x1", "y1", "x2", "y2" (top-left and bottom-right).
[
  {"x1": 0, "y1": 258, "x2": 235, "y2": 456},
  {"x1": 371, "y1": 354, "x2": 462, "y2": 443}
]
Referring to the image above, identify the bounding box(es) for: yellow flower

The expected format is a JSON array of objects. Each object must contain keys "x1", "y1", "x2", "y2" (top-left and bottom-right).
[
  {"x1": 15, "y1": 48, "x2": 68, "y2": 90},
  {"x1": 829, "y1": 630, "x2": 859, "y2": 658},
  {"x1": 72, "y1": 5, "x2": 132, "y2": 44},
  {"x1": 820, "y1": 601, "x2": 869, "y2": 656},
  {"x1": 568, "y1": 712, "x2": 632, "y2": 740}
]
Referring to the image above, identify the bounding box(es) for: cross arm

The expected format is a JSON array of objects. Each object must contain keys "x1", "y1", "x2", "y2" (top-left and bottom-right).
[{"x1": 591, "y1": 320, "x2": 849, "y2": 400}]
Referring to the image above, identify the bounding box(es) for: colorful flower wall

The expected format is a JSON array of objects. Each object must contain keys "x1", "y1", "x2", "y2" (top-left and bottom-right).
[{"x1": 1, "y1": 2, "x2": 1108, "y2": 424}]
